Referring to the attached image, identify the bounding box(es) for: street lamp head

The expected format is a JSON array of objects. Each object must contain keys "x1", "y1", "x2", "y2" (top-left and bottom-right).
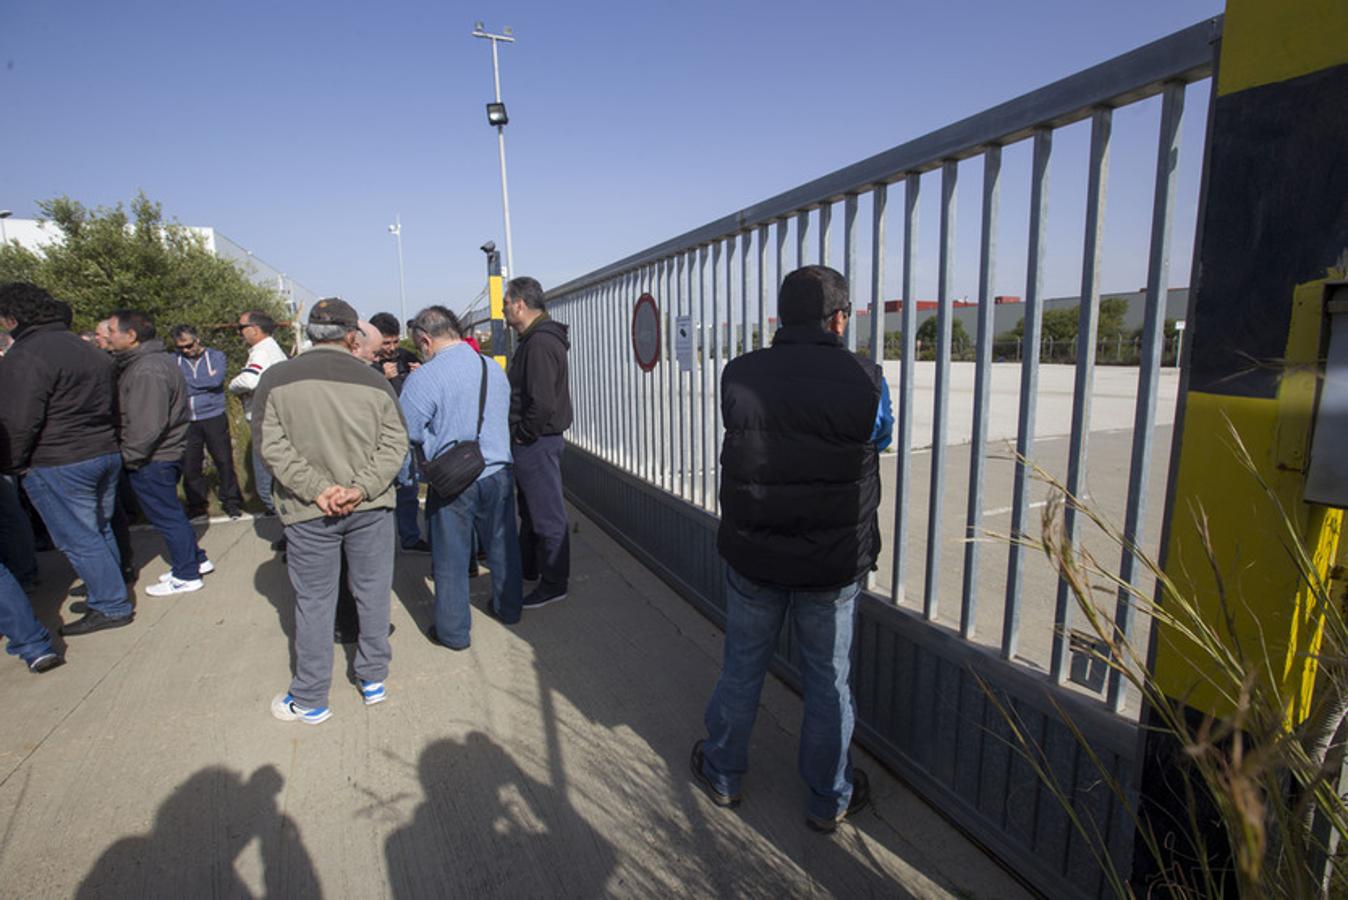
[
  {"x1": 0, "y1": 211, "x2": 11, "y2": 220},
  {"x1": 486, "y1": 102, "x2": 508, "y2": 126},
  {"x1": 474, "y1": 20, "x2": 484, "y2": 33},
  {"x1": 388, "y1": 223, "x2": 400, "y2": 235},
  {"x1": 480, "y1": 241, "x2": 496, "y2": 254},
  {"x1": 503, "y1": 26, "x2": 513, "y2": 35}
]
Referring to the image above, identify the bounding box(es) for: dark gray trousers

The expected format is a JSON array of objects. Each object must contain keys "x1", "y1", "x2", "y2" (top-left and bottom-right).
[
  {"x1": 286, "y1": 508, "x2": 394, "y2": 708},
  {"x1": 513, "y1": 435, "x2": 569, "y2": 590}
]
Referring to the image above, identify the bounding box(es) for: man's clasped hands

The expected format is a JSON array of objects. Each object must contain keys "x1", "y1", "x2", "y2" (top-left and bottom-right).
[{"x1": 315, "y1": 484, "x2": 367, "y2": 518}]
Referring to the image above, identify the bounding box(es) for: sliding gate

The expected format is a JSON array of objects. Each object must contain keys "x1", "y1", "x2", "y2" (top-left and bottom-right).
[{"x1": 547, "y1": 19, "x2": 1221, "y2": 898}]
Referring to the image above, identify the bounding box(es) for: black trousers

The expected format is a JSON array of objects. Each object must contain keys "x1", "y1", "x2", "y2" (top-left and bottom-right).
[
  {"x1": 514, "y1": 435, "x2": 569, "y2": 589},
  {"x1": 182, "y1": 414, "x2": 242, "y2": 515}
]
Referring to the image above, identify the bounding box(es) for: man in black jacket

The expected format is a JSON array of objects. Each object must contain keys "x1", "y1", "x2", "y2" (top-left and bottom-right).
[
  {"x1": 107, "y1": 310, "x2": 212, "y2": 596},
  {"x1": 690, "y1": 266, "x2": 893, "y2": 834},
  {"x1": 503, "y1": 276, "x2": 573, "y2": 609},
  {"x1": 0, "y1": 283, "x2": 133, "y2": 635}
]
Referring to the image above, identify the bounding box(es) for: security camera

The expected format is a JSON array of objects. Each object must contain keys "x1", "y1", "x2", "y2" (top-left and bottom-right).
[{"x1": 480, "y1": 241, "x2": 496, "y2": 254}]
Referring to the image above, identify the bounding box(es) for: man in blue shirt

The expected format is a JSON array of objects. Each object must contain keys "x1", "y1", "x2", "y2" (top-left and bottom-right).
[
  {"x1": 171, "y1": 324, "x2": 242, "y2": 520},
  {"x1": 400, "y1": 306, "x2": 523, "y2": 649}
]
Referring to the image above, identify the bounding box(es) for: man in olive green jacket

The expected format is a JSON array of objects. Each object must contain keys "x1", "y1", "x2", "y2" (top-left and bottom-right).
[{"x1": 253, "y1": 298, "x2": 409, "y2": 725}]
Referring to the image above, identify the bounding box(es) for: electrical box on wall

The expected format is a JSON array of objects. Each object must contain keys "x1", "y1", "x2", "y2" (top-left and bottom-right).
[{"x1": 1304, "y1": 283, "x2": 1348, "y2": 507}]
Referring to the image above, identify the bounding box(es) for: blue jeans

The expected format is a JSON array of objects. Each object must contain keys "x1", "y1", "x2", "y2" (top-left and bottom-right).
[
  {"x1": 425, "y1": 467, "x2": 524, "y2": 647},
  {"x1": 395, "y1": 482, "x2": 424, "y2": 547},
  {"x1": 128, "y1": 461, "x2": 205, "y2": 580},
  {"x1": 22, "y1": 453, "x2": 130, "y2": 619},
  {"x1": 0, "y1": 560, "x2": 52, "y2": 664},
  {"x1": 701, "y1": 566, "x2": 861, "y2": 820},
  {"x1": 252, "y1": 445, "x2": 274, "y2": 515},
  {"x1": 0, "y1": 474, "x2": 38, "y2": 587}
]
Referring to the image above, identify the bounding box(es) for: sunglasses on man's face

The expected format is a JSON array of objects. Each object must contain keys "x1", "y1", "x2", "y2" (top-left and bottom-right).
[{"x1": 176, "y1": 340, "x2": 199, "y2": 351}]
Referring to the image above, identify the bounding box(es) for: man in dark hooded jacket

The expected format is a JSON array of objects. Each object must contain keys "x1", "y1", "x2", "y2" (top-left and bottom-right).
[
  {"x1": 503, "y1": 276, "x2": 572, "y2": 609},
  {"x1": 106, "y1": 310, "x2": 212, "y2": 596}
]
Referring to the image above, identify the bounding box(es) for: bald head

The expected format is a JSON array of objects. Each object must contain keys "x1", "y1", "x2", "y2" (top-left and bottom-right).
[{"x1": 354, "y1": 320, "x2": 382, "y2": 363}]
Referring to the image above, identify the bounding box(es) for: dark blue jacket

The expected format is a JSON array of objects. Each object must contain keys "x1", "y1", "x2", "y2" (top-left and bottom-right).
[{"x1": 176, "y1": 347, "x2": 228, "y2": 422}]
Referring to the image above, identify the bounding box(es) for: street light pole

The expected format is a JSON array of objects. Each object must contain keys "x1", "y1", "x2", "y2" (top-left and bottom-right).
[
  {"x1": 388, "y1": 214, "x2": 407, "y2": 328},
  {"x1": 473, "y1": 23, "x2": 516, "y2": 279},
  {"x1": 0, "y1": 210, "x2": 11, "y2": 246}
]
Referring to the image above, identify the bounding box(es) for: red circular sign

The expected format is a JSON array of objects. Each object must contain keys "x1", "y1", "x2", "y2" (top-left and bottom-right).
[{"x1": 631, "y1": 293, "x2": 661, "y2": 371}]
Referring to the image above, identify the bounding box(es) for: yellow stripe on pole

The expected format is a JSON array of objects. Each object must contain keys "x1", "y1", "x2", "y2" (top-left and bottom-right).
[{"x1": 1218, "y1": 0, "x2": 1348, "y2": 97}]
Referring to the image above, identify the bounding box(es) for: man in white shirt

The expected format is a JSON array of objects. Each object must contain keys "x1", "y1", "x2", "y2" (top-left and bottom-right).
[{"x1": 229, "y1": 310, "x2": 288, "y2": 515}]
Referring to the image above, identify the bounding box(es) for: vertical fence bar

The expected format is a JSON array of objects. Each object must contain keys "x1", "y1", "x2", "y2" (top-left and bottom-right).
[
  {"x1": 580, "y1": 293, "x2": 591, "y2": 453},
  {"x1": 724, "y1": 234, "x2": 738, "y2": 370},
  {"x1": 694, "y1": 245, "x2": 707, "y2": 508},
  {"x1": 1109, "y1": 83, "x2": 1184, "y2": 711},
  {"x1": 706, "y1": 242, "x2": 719, "y2": 507},
  {"x1": 892, "y1": 177, "x2": 916, "y2": 605},
  {"x1": 819, "y1": 202, "x2": 832, "y2": 269},
  {"x1": 796, "y1": 209, "x2": 810, "y2": 269},
  {"x1": 960, "y1": 145, "x2": 1002, "y2": 639},
  {"x1": 1002, "y1": 128, "x2": 1053, "y2": 660},
  {"x1": 924, "y1": 160, "x2": 958, "y2": 620},
  {"x1": 718, "y1": 235, "x2": 732, "y2": 511},
  {"x1": 595, "y1": 285, "x2": 607, "y2": 461},
  {"x1": 644, "y1": 264, "x2": 654, "y2": 482},
  {"x1": 740, "y1": 230, "x2": 750, "y2": 357},
  {"x1": 757, "y1": 225, "x2": 768, "y2": 351},
  {"x1": 675, "y1": 252, "x2": 687, "y2": 499},
  {"x1": 1051, "y1": 108, "x2": 1112, "y2": 680},
  {"x1": 842, "y1": 194, "x2": 860, "y2": 356},
  {"x1": 609, "y1": 279, "x2": 621, "y2": 466},
  {"x1": 621, "y1": 271, "x2": 633, "y2": 473},
  {"x1": 659, "y1": 259, "x2": 671, "y2": 490}
]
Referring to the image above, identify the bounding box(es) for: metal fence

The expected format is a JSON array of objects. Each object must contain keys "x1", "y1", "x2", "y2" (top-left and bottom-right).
[{"x1": 548, "y1": 18, "x2": 1220, "y2": 896}]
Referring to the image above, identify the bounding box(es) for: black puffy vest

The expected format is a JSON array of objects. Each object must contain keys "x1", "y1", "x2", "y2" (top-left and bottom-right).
[{"x1": 717, "y1": 325, "x2": 884, "y2": 589}]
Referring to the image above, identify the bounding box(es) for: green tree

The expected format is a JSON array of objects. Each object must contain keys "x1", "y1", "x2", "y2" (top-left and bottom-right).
[
  {"x1": 914, "y1": 315, "x2": 972, "y2": 360},
  {"x1": 0, "y1": 193, "x2": 289, "y2": 369}
]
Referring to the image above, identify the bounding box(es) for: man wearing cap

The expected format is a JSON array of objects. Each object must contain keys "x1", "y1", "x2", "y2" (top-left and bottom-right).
[
  {"x1": 690, "y1": 265, "x2": 893, "y2": 834},
  {"x1": 254, "y1": 298, "x2": 408, "y2": 725}
]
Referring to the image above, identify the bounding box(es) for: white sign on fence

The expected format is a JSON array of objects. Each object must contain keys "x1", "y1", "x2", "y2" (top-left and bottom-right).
[{"x1": 674, "y1": 315, "x2": 693, "y2": 372}]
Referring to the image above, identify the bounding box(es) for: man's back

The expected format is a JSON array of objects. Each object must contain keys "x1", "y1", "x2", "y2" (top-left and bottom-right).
[
  {"x1": 0, "y1": 323, "x2": 119, "y2": 471},
  {"x1": 718, "y1": 325, "x2": 884, "y2": 591}
]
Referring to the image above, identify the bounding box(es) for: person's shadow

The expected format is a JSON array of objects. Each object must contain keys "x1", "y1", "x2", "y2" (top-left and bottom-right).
[
  {"x1": 385, "y1": 733, "x2": 617, "y2": 898},
  {"x1": 76, "y1": 764, "x2": 320, "y2": 898}
]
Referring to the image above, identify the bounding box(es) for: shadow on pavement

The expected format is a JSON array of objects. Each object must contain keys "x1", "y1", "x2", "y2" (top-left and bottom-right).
[{"x1": 76, "y1": 764, "x2": 321, "y2": 899}]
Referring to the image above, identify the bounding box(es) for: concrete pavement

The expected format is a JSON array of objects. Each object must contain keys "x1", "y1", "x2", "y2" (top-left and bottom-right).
[{"x1": 0, "y1": 507, "x2": 1028, "y2": 899}]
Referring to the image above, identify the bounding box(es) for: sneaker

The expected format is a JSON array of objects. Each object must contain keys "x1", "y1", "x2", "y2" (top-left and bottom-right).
[
  {"x1": 145, "y1": 576, "x2": 204, "y2": 597},
  {"x1": 28, "y1": 652, "x2": 64, "y2": 674},
  {"x1": 270, "y1": 692, "x2": 332, "y2": 725},
  {"x1": 401, "y1": 539, "x2": 431, "y2": 554},
  {"x1": 359, "y1": 679, "x2": 386, "y2": 705},
  {"x1": 271, "y1": 537, "x2": 288, "y2": 553},
  {"x1": 158, "y1": 559, "x2": 214, "y2": 582},
  {"x1": 522, "y1": 586, "x2": 567, "y2": 609},
  {"x1": 689, "y1": 740, "x2": 741, "y2": 808},
  {"x1": 61, "y1": 610, "x2": 134, "y2": 636},
  {"x1": 806, "y1": 769, "x2": 871, "y2": 833},
  {"x1": 225, "y1": 507, "x2": 243, "y2": 520}
]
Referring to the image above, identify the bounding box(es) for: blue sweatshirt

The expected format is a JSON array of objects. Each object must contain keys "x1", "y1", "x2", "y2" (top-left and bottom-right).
[{"x1": 176, "y1": 347, "x2": 228, "y2": 422}]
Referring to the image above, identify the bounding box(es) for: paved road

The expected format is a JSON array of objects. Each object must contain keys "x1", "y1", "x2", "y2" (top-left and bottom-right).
[{"x1": 0, "y1": 509, "x2": 1026, "y2": 899}]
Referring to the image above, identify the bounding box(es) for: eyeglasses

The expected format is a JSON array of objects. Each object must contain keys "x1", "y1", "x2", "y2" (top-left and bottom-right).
[
  {"x1": 236, "y1": 323, "x2": 253, "y2": 332},
  {"x1": 175, "y1": 340, "x2": 199, "y2": 351}
]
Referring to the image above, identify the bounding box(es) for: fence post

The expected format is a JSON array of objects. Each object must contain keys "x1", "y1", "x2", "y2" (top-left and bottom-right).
[{"x1": 1135, "y1": 0, "x2": 1348, "y2": 890}]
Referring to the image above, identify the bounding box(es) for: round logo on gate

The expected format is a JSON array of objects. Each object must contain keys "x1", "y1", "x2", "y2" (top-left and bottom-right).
[{"x1": 632, "y1": 293, "x2": 661, "y2": 372}]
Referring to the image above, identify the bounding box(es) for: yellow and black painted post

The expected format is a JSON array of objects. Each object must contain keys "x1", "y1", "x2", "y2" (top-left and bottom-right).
[
  {"x1": 1136, "y1": 0, "x2": 1348, "y2": 889},
  {"x1": 485, "y1": 244, "x2": 509, "y2": 369}
]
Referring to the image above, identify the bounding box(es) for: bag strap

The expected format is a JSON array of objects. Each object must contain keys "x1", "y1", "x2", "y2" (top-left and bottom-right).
[{"x1": 474, "y1": 354, "x2": 488, "y2": 440}]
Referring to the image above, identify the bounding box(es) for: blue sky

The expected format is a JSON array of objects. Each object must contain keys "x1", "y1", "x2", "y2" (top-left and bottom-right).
[{"x1": 2, "y1": 0, "x2": 1223, "y2": 323}]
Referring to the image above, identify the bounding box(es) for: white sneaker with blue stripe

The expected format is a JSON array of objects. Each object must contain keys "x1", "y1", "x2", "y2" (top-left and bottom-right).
[
  {"x1": 359, "y1": 679, "x2": 386, "y2": 706},
  {"x1": 271, "y1": 692, "x2": 332, "y2": 725}
]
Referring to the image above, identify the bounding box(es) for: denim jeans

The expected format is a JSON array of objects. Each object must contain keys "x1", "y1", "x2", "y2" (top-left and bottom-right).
[
  {"x1": 425, "y1": 467, "x2": 524, "y2": 647},
  {"x1": 22, "y1": 453, "x2": 130, "y2": 619},
  {"x1": 128, "y1": 460, "x2": 205, "y2": 580},
  {"x1": 701, "y1": 566, "x2": 861, "y2": 821},
  {"x1": 395, "y1": 482, "x2": 423, "y2": 547},
  {"x1": 0, "y1": 474, "x2": 38, "y2": 587},
  {"x1": 251, "y1": 446, "x2": 274, "y2": 515},
  {"x1": 0, "y1": 560, "x2": 52, "y2": 664}
]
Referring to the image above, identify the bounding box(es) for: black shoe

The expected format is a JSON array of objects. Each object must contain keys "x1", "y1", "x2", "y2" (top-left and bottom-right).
[
  {"x1": 69, "y1": 582, "x2": 88, "y2": 598},
  {"x1": 271, "y1": 538, "x2": 288, "y2": 553},
  {"x1": 28, "y1": 652, "x2": 65, "y2": 674},
  {"x1": 401, "y1": 539, "x2": 431, "y2": 554},
  {"x1": 426, "y1": 625, "x2": 469, "y2": 651},
  {"x1": 522, "y1": 585, "x2": 567, "y2": 609},
  {"x1": 225, "y1": 507, "x2": 243, "y2": 520},
  {"x1": 689, "y1": 740, "x2": 741, "y2": 808},
  {"x1": 806, "y1": 769, "x2": 871, "y2": 833},
  {"x1": 61, "y1": 610, "x2": 134, "y2": 636}
]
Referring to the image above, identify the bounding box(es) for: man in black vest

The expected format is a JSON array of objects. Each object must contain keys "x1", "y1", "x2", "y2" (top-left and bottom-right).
[{"x1": 691, "y1": 265, "x2": 893, "y2": 834}]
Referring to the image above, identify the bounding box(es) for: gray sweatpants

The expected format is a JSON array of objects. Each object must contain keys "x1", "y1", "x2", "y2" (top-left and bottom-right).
[{"x1": 286, "y1": 508, "x2": 394, "y2": 709}]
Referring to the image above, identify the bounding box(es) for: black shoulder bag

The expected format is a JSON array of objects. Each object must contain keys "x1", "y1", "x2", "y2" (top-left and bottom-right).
[{"x1": 423, "y1": 355, "x2": 488, "y2": 501}]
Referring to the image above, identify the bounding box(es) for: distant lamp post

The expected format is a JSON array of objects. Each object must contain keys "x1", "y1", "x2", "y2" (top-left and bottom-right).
[
  {"x1": 472, "y1": 21, "x2": 517, "y2": 279},
  {"x1": 388, "y1": 214, "x2": 407, "y2": 329},
  {"x1": 0, "y1": 210, "x2": 11, "y2": 245}
]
